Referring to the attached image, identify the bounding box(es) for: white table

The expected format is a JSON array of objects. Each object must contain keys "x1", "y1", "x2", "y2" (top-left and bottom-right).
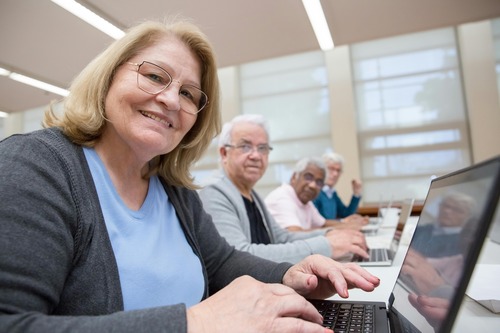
[{"x1": 328, "y1": 216, "x2": 500, "y2": 332}]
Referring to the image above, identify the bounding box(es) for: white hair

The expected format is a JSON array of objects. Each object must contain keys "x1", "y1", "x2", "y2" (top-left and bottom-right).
[
  {"x1": 218, "y1": 114, "x2": 270, "y2": 147},
  {"x1": 293, "y1": 156, "x2": 326, "y2": 174},
  {"x1": 322, "y1": 152, "x2": 345, "y2": 166}
]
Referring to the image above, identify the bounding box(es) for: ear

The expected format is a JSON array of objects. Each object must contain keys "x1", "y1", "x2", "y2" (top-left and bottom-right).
[{"x1": 219, "y1": 146, "x2": 228, "y2": 159}]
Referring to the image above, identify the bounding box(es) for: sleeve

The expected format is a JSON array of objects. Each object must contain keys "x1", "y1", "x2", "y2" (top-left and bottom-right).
[
  {"x1": 199, "y1": 184, "x2": 332, "y2": 264},
  {"x1": 186, "y1": 187, "x2": 292, "y2": 293},
  {"x1": 310, "y1": 203, "x2": 327, "y2": 228},
  {"x1": 336, "y1": 194, "x2": 361, "y2": 218}
]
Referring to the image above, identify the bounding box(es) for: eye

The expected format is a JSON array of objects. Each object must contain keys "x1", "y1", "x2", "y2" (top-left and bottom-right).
[
  {"x1": 144, "y1": 72, "x2": 169, "y2": 85},
  {"x1": 240, "y1": 144, "x2": 253, "y2": 153},
  {"x1": 180, "y1": 86, "x2": 196, "y2": 101},
  {"x1": 257, "y1": 145, "x2": 269, "y2": 154}
]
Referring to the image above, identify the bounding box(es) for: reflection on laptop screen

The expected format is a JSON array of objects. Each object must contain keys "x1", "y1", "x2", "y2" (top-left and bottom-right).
[{"x1": 389, "y1": 159, "x2": 500, "y2": 333}]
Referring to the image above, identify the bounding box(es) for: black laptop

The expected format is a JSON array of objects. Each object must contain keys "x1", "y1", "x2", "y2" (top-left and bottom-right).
[{"x1": 310, "y1": 156, "x2": 500, "y2": 333}]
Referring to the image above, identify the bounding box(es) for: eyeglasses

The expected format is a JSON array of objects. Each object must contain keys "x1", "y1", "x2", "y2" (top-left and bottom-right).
[
  {"x1": 302, "y1": 172, "x2": 325, "y2": 188},
  {"x1": 128, "y1": 61, "x2": 208, "y2": 115},
  {"x1": 225, "y1": 143, "x2": 273, "y2": 156}
]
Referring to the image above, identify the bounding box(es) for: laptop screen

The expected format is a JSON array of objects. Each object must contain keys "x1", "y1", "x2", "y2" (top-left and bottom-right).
[{"x1": 389, "y1": 157, "x2": 500, "y2": 333}]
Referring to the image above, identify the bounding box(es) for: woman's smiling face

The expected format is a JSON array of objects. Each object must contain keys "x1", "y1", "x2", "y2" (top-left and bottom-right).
[{"x1": 103, "y1": 35, "x2": 201, "y2": 163}]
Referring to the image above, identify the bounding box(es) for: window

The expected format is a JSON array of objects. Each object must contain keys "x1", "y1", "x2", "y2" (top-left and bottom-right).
[
  {"x1": 240, "y1": 51, "x2": 332, "y2": 197},
  {"x1": 351, "y1": 28, "x2": 472, "y2": 203},
  {"x1": 191, "y1": 51, "x2": 332, "y2": 197}
]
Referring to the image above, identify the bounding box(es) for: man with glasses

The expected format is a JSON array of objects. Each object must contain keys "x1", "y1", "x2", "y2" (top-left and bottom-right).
[{"x1": 199, "y1": 114, "x2": 369, "y2": 263}]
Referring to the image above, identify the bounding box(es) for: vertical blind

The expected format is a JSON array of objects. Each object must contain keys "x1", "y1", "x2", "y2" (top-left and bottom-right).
[
  {"x1": 350, "y1": 27, "x2": 472, "y2": 202},
  {"x1": 240, "y1": 51, "x2": 332, "y2": 197}
]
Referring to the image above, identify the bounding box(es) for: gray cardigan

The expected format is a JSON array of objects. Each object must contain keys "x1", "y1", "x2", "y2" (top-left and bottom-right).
[
  {"x1": 0, "y1": 128, "x2": 292, "y2": 333},
  {"x1": 199, "y1": 175, "x2": 332, "y2": 263}
]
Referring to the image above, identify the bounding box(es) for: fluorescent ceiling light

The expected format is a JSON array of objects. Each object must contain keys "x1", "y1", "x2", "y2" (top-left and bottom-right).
[
  {"x1": 1, "y1": 66, "x2": 68, "y2": 96},
  {"x1": 0, "y1": 111, "x2": 9, "y2": 118},
  {"x1": 51, "y1": 0, "x2": 125, "y2": 40},
  {"x1": 0, "y1": 67, "x2": 11, "y2": 76},
  {"x1": 302, "y1": 0, "x2": 334, "y2": 51},
  {"x1": 9, "y1": 73, "x2": 69, "y2": 97}
]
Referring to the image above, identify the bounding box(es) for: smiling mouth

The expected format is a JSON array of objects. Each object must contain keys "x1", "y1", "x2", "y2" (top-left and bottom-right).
[{"x1": 140, "y1": 111, "x2": 173, "y2": 128}]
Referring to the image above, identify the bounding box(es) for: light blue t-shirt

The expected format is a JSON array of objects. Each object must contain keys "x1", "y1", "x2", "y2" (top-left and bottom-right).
[{"x1": 83, "y1": 147, "x2": 204, "y2": 310}]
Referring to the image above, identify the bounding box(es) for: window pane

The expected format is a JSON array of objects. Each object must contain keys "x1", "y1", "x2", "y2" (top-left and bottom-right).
[
  {"x1": 242, "y1": 88, "x2": 330, "y2": 140},
  {"x1": 241, "y1": 66, "x2": 328, "y2": 97},
  {"x1": 241, "y1": 50, "x2": 331, "y2": 196},
  {"x1": 352, "y1": 27, "x2": 471, "y2": 203}
]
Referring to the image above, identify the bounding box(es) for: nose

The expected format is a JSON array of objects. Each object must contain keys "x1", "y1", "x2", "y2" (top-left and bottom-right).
[
  {"x1": 155, "y1": 82, "x2": 181, "y2": 112},
  {"x1": 307, "y1": 180, "x2": 319, "y2": 189},
  {"x1": 248, "y1": 148, "x2": 262, "y2": 159}
]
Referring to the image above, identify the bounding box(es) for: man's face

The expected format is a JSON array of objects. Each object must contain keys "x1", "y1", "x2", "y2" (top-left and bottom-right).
[
  {"x1": 290, "y1": 164, "x2": 325, "y2": 204},
  {"x1": 437, "y1": 197, "x2": 471, "y2": 227},
  {"x1": 221, "y1": 122, "x2": 270, "y2": 190},
  {"x1": 325, "y1": 161, "x2": 342, "y2": 187}
]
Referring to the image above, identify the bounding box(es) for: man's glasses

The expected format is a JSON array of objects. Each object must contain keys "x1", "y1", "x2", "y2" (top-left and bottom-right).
[
  {"x1": 225, "y1": 143, "x2": 273, "y2": 156},
  {"x1": 302, "y1": 172, "x2": 324, "y2": 188},
  {"x1": 128, "y1": 61, "x2": 208, "y2": 115}
]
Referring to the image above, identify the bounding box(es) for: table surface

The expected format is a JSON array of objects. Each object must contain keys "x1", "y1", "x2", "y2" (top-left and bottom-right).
[{"x1": 328, "y1": 216, "x2": 500, "y2": 333}]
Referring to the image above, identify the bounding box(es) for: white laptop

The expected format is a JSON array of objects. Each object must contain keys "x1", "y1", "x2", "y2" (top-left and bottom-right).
[
  {"x1": 367, "y1": 197, "x2": 393, "y2": 225},
  {"x1": 310, "y1": 155, "x2": 500, "y2": 333},
  {"x1": 362, "y1": 197, "x2": 412, "y2": 232},
  {"x1": 355, "y1": 198, "x2": 415, "y2": 266}
]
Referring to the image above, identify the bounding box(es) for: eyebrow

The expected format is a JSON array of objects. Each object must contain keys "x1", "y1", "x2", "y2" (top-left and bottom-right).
[
  {"x1": 236, "y1": 139, "x2": 269, "y2": 145},
  {"x1": 145, "y1": 59, "x2": 202, "y2": 88}
]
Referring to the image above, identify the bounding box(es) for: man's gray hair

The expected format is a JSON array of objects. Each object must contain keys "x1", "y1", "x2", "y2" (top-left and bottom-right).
[
  {"x1": 218, "y1": 114, "x2": 270, "y2": 148},
  {"x1": 441, "y1": 192, "x2": 477, "y2": 216},
  {"x1": 293, "y1": 157, "x2": 326, "y2": 174},
  {"x1": 322, "y1": 152, "x2": 345, "y2": 166}
]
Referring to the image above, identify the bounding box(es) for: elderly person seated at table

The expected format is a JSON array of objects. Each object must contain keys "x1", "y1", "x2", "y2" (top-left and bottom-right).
[
  {"x1": 199, "y1": 114, "x2": 369, "y2": 263},
  {"x1": 265, "y1": 157, "x2": 368, "y2": 232}
]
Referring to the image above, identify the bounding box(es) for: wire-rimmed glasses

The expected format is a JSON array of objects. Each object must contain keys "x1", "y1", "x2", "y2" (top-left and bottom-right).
[
  {"x1": 302, "y1": 172, "x2": 325, "y2": 188},
  {"x1": 224, "y1": 143, "x2": 273, "y2": 156},
  {"x1": 128, "y1": 61, "x2": 208, "y2": 114}
]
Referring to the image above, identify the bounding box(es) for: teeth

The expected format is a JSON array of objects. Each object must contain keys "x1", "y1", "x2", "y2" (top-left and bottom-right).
[{"x1": 140, "y1": 111, "x2": 172, "y2": 127}]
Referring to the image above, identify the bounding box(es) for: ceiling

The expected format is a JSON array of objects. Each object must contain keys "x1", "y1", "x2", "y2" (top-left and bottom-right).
[{"x1": 1, "y1": 0, "x2": 500, "y2": 114}]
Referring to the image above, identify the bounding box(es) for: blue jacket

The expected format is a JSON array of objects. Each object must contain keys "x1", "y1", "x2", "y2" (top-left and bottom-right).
[{"x1": 313, "y1": 190, "x2": 360, "y2": 219}]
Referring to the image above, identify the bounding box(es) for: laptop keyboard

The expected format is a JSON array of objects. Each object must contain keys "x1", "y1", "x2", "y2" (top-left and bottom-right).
[
  {"x1": 310, "y1": 300, "x2": 375, "y2": 333},
  {"x1": 354, "y1": 248, "x2": 389, "y2": 263}
]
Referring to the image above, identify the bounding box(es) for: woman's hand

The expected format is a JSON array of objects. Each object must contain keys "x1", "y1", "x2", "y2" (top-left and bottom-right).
[
  {"x1": 281, "y1": 254, "x2": 380, "y2": 300},
  {"x1": 401, "y1": 249, "x2": 445, "y2": 295},
  {"x1": 187, "y1": 275, "x2": 330, "y2": 333}
]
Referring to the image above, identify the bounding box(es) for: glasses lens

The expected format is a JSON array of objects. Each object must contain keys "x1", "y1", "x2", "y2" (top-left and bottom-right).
[
  {"x1": 303, "y1": 173, "x2": 323, "y2": 187},
  {"x1": 136, "y1": 61, "x2": 208, "y2": 114},
  {"x1": 256, "y1": 145, "x2": 271, "y2": 155},
  {"x1": 179, "y1": 85, "x2": 208, "y2": 114},
  {"x1": 137, "y1": 62, "x2": 171, "y2": 94},
  {"x1": 303, "y1": 173, "x2": 314, "y2": 182}
]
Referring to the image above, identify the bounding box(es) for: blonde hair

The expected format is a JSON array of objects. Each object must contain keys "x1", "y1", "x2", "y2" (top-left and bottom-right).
[{"x1": 44, "y1": 19, "x2": 221, "y2": 189}]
